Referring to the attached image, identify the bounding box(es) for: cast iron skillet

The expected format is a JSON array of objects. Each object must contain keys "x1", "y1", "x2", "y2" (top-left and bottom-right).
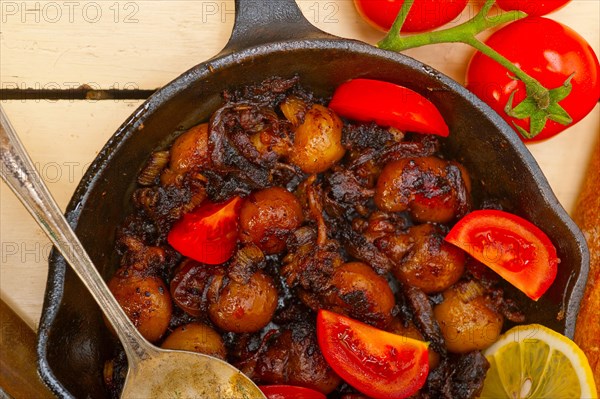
[{"x1": 37, "y1": 0, "x2": 589, "y2": 397}]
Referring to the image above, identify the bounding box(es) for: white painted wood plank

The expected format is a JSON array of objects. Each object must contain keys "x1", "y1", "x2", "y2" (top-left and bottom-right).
[
  {"x1": 0, "y1": 100, "x2": 144, "y2": 329},
  {"x1": 1, "y1": 1, "x2": 233, "y2": 90},
  {"x1": 1, "y1": 1, "x2": 598, "y2": 89}
]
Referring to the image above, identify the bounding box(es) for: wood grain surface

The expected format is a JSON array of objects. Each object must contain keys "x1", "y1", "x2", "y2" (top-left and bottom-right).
[
  {"x1": 0, "y1": 0, "x2": 598, "y2": 332},
  {"x1": 0, "y1": 299, "x2": 54, "y2": 398},
  {"x1": 574, "y1": 137, "x2": 600, "y2": 383}
]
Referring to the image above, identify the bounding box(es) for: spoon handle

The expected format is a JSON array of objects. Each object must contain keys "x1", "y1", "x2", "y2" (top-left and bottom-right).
[{"x1": 0, "y1": 105, "x2": 151, "y2": 363}]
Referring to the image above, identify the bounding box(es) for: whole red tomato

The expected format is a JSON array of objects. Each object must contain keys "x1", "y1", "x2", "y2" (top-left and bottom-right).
[
  {"x1": 466, "y1": 17, "x2": 600, "y2": 142},
  {"x1": 354, "y1": 0, "x2": 468, "y2": 32},
  {"x1": 496, "y1": 0, "x2": 570, "y2": 16}
]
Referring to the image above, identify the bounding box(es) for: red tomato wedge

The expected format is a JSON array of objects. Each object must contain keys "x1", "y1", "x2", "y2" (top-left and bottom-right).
[
  {"x1": 258, "y1": 385, "x2": 326, "y2": 399},
  {"x1": 328, "y1": 79, "x2": 449, "y2": 137},
  {"x1": 445, "y1": 210, "x2": 559, "y2": 301},
  {"x1": 167, "y1": 196, "x2": 242, "y2": 265},
  {"x1": 316, "y1": 310, "x2": 429, "y2": 399}
]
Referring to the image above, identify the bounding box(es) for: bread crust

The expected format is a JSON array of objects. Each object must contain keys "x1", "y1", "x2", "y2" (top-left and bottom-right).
[{"x1": 574, "y1": 137, "x2": 600, "y2": 386}]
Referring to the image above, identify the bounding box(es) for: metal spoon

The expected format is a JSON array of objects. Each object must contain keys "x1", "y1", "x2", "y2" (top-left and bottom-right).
[{"x1": 0, "y1": 105, "x2": 266, "y2": 399}]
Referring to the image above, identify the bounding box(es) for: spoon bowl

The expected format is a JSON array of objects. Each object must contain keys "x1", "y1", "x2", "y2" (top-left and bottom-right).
[
  {"x1": 121, "y1": 347, "x2": 262, "y2": 398},
  {"x1": 0, "y1": 105, "x2": 266, "y2": 399}
]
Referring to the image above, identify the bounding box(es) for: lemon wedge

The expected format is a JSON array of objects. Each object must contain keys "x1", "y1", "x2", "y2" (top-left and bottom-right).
[{"x1": 479, "y1": 324, "x2": 597, "y2": 399}]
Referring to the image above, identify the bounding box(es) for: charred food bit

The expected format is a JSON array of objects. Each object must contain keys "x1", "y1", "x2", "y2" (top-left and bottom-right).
[
  {"x1": 138, "y1": 151, "x2": 170, "y2": 186},
  {"x1": 240, "y1": 322, "x2": 342, "y2": 394}
]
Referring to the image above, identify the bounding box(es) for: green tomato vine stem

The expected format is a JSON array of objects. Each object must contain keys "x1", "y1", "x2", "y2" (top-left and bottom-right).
[{"x1": 378, "y1": 0, "x2": 563, "y2": 138}]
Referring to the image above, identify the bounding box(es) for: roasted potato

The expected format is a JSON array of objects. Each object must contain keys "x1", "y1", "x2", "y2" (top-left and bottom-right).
[
  {"x1": 434, "y1": 280, "x2": 503, "y2": 353},
  {"x1": 290, "y1": 105, "x2": 345, "y2": 174},
  {"x1": 207, "y1": 271, "x2": 278, "y2": 333},
  {"x1": 108, "y1": 270, "x2": 172, "y2": 343},
  {"x1": 161, "y1": 322, "x2": 226, "y2": 360},
  {"x1": 239, "y1": 187, "x2": 304, "y2": 254}
]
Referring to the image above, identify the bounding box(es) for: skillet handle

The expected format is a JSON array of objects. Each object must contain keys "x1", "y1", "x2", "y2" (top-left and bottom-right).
[{"x1": 222, "y1": 0, "x2": 336, "y2": 53}]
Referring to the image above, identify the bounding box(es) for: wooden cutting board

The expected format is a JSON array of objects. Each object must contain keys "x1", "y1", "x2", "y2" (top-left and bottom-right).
[{"x1": 0, "y1": 299, "x2": 54, "y2": 398}]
